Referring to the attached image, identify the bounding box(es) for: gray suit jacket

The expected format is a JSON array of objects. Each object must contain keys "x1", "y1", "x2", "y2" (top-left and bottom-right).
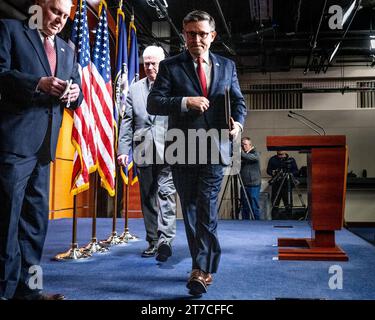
[{"x1": 118, "y1": 77, "x2": 168, "y2": 167}]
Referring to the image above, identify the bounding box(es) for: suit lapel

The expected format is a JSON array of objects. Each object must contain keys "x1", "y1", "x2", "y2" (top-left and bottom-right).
[
  {"x1": 180, "y1": 51, "x2": 202, "y2": 95},
  {"x1": 208, "y1": 52, "x2": 220, "y2": 98},
  {"x1": 55, "y1": 37, "x2": 65, "y2": 79},
  {"x1": 24, "y1": 26, "x2": 51, "y2": 75},
  {"x1": 141, "y1": 79, "x2": 155, "y2": 122}
]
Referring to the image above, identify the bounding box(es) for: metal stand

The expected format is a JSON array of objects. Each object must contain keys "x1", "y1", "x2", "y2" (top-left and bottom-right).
[
  {"x1": 54, "y1": 195, "x2": 91, "y2": 261},
  {"x1": 270, "y1": 169, "x2": 307, "y2": 220},
  {"x1": 81, "y1": 238, "x2": 109, "y2": 254},
  {"x1": 119, "y1": 176, "x2": 139, "y2": 241},
  {"x1": 218, "y1": 173, "x2": 255, "y2": 220},
  {"x1": 54, "y1": 243, "x2": 91, "y2": 261},
  {"x1": 100, "y1": 168, "x2": 127, "y2": 246},
  {"x1": 81, "y1": 173, "x2": 109, "y2": 254}
]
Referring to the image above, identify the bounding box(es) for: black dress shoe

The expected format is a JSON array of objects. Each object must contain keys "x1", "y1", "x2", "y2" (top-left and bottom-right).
[
  {"x1": 13, "y1": 292, "x2": 65, "y2": 300},
  {"x1": 141, "y1": 244, "x2": 157, "y2": 257},
  {"x1": 156, "y1": 242, "x2": 172, "y2": 262}
]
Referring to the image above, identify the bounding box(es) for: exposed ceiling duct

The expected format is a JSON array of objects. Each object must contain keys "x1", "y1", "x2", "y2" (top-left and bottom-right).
[
  {"x1": 361, "y1": 0, "x2": 375, "y2": 7},
  {"x1": 1, "y1": 0, "x2": 375, "y2": 72},
  {"x1": 0, "y1": 0, "x2": 28, "y2": 19},
  {"x1": 248, "y1": 0, "x2": 273, "y2": 24}
]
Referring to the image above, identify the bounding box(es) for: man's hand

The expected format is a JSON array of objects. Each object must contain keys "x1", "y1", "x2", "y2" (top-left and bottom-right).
[
  {"x1": 186, "y1": 96, "x2": 210, "y2": 113},
  {"x1": 229, "y1": 117, "x2": 241, "y2": 138},
  {"x1": 37, "y1": 77, "x2": 66, "y2": 97},
  {"x1": 61, "y1": 83, "x2": 80, "y2": 103},
  {"x1": 117, "y1": 154, "x2": 129, "y2": 167}
]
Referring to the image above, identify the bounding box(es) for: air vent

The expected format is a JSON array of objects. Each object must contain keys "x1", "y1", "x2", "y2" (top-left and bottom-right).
[
  {"x1": 357, "y1": 81, "x2": 375, "y2": 108},
  {"x1": 243, "y1": 83, "x2": 303, "y2": 110}
]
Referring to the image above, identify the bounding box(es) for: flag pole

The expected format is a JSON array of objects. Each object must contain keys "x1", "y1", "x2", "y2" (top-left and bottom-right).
[
  {"x1": 53, "y1": 194, "x2": 91, "y2": 260},
  {"x1": 81, "y1": 172, "x2": 109, "y2": 254},
  {"x1": 120, "y1": 170, "x2": 139, "y2": 241},
  {"x1": 100, "y1": 166, "x2": 126, "y2": 245}
]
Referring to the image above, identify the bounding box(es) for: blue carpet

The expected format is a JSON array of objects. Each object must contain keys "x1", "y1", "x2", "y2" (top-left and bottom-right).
[
  {"x1": 40, "y1": 218, "x2": 375, "y2": 300},
  {"x1": 348, "y1": 227, "x2": 375, "y2": 246}
]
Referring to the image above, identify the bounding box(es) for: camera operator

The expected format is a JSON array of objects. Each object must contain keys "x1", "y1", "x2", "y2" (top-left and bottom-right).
[
  {"x1": 266, "y1": 151, "x2": 299, "y2": 219},
  {"x1": 240, "y1": 137, "x2": 261, "y2": 220}
]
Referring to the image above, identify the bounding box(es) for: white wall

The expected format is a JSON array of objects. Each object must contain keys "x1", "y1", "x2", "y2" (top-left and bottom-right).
[
  {"x1": 303, "y1": 92, "x2": 357, "y2": 110},
  {"x1": 244, "y1": 109, "x2": 375, "y2": 177}
]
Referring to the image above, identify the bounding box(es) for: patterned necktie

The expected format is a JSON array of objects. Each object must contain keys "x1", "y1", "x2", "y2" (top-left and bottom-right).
[
  {"x1": 197, "y1": 57, "x2": 208, "y2": 97},
  {"x1": 44, "y1": 36, "x2": 56, "y2": 76}
]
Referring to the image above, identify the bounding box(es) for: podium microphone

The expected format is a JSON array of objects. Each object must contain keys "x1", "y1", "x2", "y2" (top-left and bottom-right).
[
  {"x1": 288, "y1": 111, "x2": 326, "y2": 135},
  {"x1": 288, "y1": 112, "x2": 322, "y2": 135}
]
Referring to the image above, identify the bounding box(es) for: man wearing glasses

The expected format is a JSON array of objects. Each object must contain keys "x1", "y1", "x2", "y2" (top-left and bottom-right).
[{"x1": 148, "y1": 10, "x2": 247, "y2": 296}]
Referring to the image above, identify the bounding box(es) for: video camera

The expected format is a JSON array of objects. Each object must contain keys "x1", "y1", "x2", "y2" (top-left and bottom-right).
[
  {"x1": 268, "y1": 168, "x2": 283, "y2": 185},
  {"x1": 279, "y1": 155, "x2": 294, "y2": 171},
  {"x1": 268, "y1": 155, "x2": 295, "y2": 185}
]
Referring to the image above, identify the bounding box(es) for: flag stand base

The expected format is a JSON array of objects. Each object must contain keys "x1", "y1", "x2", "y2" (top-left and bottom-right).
[
  {"x1": 100, "y1": 231, "x2": 127, "y2": 246},
  {"x1": 81, "y1": 238, "x2": 109, "y2": 254},
  {"x1": 53, "y1": 243, "x2": 91, "y2": 261},
  {"x1": 120, "y1": 228, "x2": 139, "y2": 242}
]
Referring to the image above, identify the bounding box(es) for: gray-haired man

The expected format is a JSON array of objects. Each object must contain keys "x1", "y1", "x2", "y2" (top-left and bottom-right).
[
  {"x1": 117, "y1": 45, "x2": 177, "y2": 262},
  {"x1": 0, "y1": 0, "x2": 82, "y2": 300}
]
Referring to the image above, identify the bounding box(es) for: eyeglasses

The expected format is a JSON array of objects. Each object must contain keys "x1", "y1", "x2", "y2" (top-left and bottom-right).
[{"x1": 184, "y1": 31, "x2": 212, "y2": 39}]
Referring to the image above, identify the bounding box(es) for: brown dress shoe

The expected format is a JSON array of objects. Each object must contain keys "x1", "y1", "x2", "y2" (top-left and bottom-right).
[
  {"x1": 13, "y1": 292, "x2": 65, "y2": 300},
  {"x1": 186, "y1": 269, "x2": 209, "y2": 296},
  {"x1": 205, "y1": 273, "x2": 213, "y2": 285}
]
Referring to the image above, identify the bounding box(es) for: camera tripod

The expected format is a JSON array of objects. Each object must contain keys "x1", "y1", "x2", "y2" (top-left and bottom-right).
[
  {"x1": 218, "y1": 173, "x2": 255, "y2": 220},
  {"x1": 270, "y1": 169, "x2": 308, "y2": 220}
]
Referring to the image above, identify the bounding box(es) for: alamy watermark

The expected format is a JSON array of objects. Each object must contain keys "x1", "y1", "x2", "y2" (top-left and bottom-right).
[
  {"x1": 328, "y1": 3, "x2": 357, "y2": 30},
  {"x1": 132, "y1": 128, "x2": 241, "y2": 175},
  {"x1": 28, "y1": 265, "x2": 43, "y2": 290},
  {"x1": 27, "y1": 4, "x2": 348, "y2": 31},
  {"x1": 28, "y1": 5, "x2": 43, "y2": 30},
  {"x1": 328, "y1": 265, "x2": 343, "y2": 290}
]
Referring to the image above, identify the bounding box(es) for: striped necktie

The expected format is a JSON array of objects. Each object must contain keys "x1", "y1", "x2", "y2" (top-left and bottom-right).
[{"x1": 43, "y1": 36, "x2": 56, "y2": 76}]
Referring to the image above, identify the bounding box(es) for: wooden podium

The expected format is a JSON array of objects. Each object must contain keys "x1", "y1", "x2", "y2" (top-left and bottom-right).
[{"x1": 267, "y1": 135, "x2": 349, "y2": 261}]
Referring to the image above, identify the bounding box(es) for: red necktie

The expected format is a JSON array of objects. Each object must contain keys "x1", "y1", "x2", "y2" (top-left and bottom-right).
[
  {"x1": 197, "y1": 57, "x2": 208, "y2": 97},
  {"x1": 44, "y1": 36, "x2": 56, "y2": 76}
]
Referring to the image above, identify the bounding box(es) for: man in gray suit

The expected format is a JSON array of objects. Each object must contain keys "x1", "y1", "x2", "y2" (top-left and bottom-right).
[{"x1": 117, "y1": 46, "x2": 176, "y2": 262}]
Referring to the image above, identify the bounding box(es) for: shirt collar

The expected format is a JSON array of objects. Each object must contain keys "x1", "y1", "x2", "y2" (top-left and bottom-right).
[
  {"x1": 191, "y1": 51, "x2": 210, "y2": 65},
  {"x1": 38, "y1": 29, "x2": 55, "y2": 42}
]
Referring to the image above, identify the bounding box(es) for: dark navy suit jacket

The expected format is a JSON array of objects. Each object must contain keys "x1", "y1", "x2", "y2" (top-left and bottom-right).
[
  {"x1": 147, "y1": 50, "x2": 247, "y2": 165},
  {"x1": 0, "y1": 19, "x2": 83, "y2": 160}
]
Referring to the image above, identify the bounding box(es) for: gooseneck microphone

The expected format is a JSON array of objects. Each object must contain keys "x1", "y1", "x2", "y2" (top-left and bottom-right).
[{"x1": 288, "y1": 111, "x2": 326, "y2": 135}]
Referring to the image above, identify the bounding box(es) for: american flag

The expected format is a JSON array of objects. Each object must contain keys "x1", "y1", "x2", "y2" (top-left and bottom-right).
[
  {"x1": 70, "y1": 0, "x2": 96, "y2": 195},
  {"x1": 91, "y1": 0, "x2": 116, "y2": 196}
]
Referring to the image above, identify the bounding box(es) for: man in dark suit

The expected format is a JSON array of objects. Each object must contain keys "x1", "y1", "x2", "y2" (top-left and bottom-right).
[
  {"x1": 0, "y1": 0, "x2": 82, "y2": 300},
  {"x1": 148, "y1": 10, "x2": 247, "y2": 296},
  {"x1": 117, "y1": 46, "x2": 177, "y2": 262}
]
